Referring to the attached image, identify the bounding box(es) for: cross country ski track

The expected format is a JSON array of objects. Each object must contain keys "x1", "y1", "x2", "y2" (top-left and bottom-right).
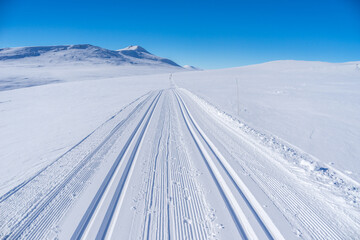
[{"x1": 0, "y1": 88, "x2": 359, "y2": 239}]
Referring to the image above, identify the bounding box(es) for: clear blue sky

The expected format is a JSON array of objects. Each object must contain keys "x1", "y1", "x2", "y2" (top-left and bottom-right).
[{"x1": 0, "y1": 0, "x2": 359, "y2": 69}]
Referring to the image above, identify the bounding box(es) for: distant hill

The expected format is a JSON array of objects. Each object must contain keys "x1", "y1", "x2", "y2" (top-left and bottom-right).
[
  {"x1": 183, "y1": 65, "x2": 202, "y2": 71},
  {"x1": 0, "y1": 44, "x2": 182, "y2": 68}
]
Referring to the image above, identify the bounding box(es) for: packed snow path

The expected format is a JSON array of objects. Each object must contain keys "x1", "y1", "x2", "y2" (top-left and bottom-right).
[{"x1": 0, "y1": 88, "x2": 358, "y2": 239}]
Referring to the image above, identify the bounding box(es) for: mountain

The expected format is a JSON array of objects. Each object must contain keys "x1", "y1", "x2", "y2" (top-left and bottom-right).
[
  {"x1": 117, "y1": 46, "x2": 180, "y2": 67},
  {"x1": 0, "y1": 44, "x2": 188, "y2": 91},
  {"x1": 0, "y1": 44, "x2": 182, "y2": 68}
]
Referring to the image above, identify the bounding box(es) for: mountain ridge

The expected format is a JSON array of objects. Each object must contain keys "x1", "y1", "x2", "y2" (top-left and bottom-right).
[{"x1": 0, "y1": 44, "x2": 182, "y2": 68}]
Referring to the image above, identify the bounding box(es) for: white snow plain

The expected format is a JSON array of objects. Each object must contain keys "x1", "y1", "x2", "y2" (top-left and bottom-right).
[
  {"x1": 176, "y1": 60, "x2": 360, "y2": 181},
  {"x1": 0, "y1": 54, "x2": 359, "y2": 239}
]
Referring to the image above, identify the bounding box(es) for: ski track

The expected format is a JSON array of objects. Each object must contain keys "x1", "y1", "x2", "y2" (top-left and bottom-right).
[
  {"x1": 0, "y1": 91, "x2": 155, "y2": 239},
  {"x1": 0, "y1": 88, "x2": 358, "y2": 239},
  {"x1": 179, "y1": 88, "x2": 354, "y2": 239},
  {"x1": 174, "y1": 89, "x2": 280, "y2": 240},
  {"x1": 136, "y1": 91, "x2": 214, "y2": 240}
]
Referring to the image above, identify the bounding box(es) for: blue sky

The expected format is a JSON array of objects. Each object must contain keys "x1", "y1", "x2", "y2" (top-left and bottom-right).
[{"x1": 0, "y1": 0, "x2": 359, "y2": 69}]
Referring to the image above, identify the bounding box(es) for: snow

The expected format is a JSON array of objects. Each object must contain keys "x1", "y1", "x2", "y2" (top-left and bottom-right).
[
  {"x1": 0, "y1": 44, "x2": 185, "y2": 91},
  {"x1": 0, "y1": 74, "x2": 170, "y2": 195},
  {"x1": 0, "y1": 63, "x2": 183, "y2": 91},
  {"x1": 175, "y1": 60, "x2": 360, "y2": 181},
  {"x1": 117, "y1": 45, "x2": 149, "y2": 52},
  {"x1": 116, "y1": 45, "x2": 181, "y2": 67},
  {"x1": 0, "y1": 44, "x2": 180, "y2": 67},
  {"x1": 183, "y1": 65, "x2": 202, "y2": 71},
  {"x1": 0, "y1": 55, "x2": 359, "y2": 239}
]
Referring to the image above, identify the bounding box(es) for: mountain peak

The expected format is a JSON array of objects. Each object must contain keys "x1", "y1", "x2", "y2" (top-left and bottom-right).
[
  {"x1": 115, "y1": 45, "x2": 179, "y2": 67},
  {"x1": 118, "y1": 45, "x2": 149, "y2": 53}
]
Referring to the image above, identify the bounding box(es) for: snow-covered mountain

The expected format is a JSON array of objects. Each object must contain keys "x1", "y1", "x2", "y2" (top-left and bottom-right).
[
  {"x1": 0, "y1": 44, "x2": 188, "y2": 90},
  {"x1": 0, "y1": 44, "x2": 181, "y2": 67},
  {"x1": 116, "y1": 45, "x2": 180, "y2": 67}
]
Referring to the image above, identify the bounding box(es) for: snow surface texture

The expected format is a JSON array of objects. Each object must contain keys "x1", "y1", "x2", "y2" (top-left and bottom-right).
[
  {"x1": 0, "y1": 57, "x2": 359, "y2": 239},
  {"x1": 175, "y1": 61, "x2": 360, "y2": 182},
  {"x1": 0, "y1": 44, "x2": 185, "y2": 91}
]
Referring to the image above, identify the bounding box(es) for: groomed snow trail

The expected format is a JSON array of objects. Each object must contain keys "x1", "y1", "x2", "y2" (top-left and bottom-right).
[{"x1": 0, "y1": 88, "x2": 359, "y2": 239}]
